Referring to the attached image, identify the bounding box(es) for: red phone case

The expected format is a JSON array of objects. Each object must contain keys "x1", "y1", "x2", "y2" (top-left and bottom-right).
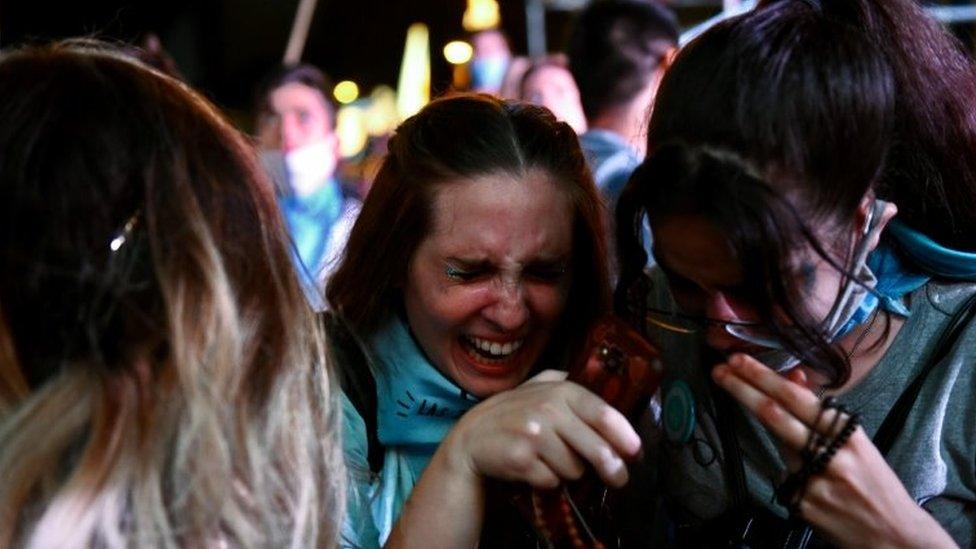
[{"x1": 518, "y1": 315, "x2": 664, "y2": 548}]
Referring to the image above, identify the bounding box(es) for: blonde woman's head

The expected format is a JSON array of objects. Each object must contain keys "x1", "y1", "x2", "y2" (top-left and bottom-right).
[{"x1": 0, "y1": 40, "x2": 342, "y2": 547}]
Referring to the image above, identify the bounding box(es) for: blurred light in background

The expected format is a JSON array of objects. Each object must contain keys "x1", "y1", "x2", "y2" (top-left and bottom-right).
[
  {"x1": 365, "y1": 86, "x2": 399, "y2": 136},
  {"x1": 335, "y1": 85, "x2": 399, "y2": 159},
  {"x1": 463, "y1": 0, "x2": 501, "y2": 32},
  {"x1": 396, "y1": 22, "x2": 430, "y2": 120},
  {"x1": 336, "y1": 105, "x2": 368, "y2": 158},
  {"x1": 333, "y1": 80, "x2": 360, "y2": 104},
  {"x1": 443, "y1": 40, "x2": 473, "y2": 65}
]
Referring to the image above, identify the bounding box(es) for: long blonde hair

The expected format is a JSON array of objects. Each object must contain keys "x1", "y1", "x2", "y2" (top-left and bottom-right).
[{"x1": 0, "y1": 41, "x2": 343, "y2": 547}]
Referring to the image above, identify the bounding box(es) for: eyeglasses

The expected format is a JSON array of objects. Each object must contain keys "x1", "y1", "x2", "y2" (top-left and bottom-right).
[{"x1": 643, "y1": 306, "x2": 758, "y2": 333}]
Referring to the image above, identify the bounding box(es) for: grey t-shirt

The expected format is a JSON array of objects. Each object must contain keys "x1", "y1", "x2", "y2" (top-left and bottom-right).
[{"x1": 635, "y1": 272, "x2": 976, "y2": 546}]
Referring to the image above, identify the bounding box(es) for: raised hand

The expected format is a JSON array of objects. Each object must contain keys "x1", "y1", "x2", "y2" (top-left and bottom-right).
[{"x1": 712, "y1": 353, "x2": 957, "y2": 548}]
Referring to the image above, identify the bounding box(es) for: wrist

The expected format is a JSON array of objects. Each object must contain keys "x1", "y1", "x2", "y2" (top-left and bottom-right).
[
  {"x1": 435, "y1": 427, "x2": 483, "y2": 485},
  {"x1": 893, "y1": 506, "x2": 957, "y2": 549}
]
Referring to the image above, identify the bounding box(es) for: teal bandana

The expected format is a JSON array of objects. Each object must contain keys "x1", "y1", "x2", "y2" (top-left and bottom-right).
[
  {"x1": 280, "y1": 177, "x2": 344, "y2": 277},
  {"x1": 370, "y1": 314, "x2": 480, "y2": 477}
]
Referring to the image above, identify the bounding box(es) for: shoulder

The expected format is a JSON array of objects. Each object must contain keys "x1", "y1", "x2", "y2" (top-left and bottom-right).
[
  {"x1": 917, "y1": 280, "x2": 976, "y2": 317},
  {"x1": 329, "y1": 197, "x2": 360, "y2": 243}
]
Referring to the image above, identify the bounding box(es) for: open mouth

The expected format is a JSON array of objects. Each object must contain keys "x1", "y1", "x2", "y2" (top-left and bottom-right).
[{"x1": 460, "y1": 335, "x2": 524, "y2": 364}]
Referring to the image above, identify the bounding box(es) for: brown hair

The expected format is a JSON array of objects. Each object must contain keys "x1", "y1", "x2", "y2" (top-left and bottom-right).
[
  {"x1": 0, "y1": 41, "x2": 342, "y2": 546},
  {"x1": 327, "y1": 93, "x2": 609, "y2": 366}
]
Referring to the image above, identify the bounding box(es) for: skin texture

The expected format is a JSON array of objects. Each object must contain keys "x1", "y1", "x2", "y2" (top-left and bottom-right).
[{"x1": 402, "y1": 170, "x2": 574, "y2": 398}]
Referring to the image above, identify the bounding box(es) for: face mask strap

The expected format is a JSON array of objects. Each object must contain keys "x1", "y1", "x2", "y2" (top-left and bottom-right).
[
  {"x1": 724, "y1": 200, "x2": 889, "y2": 370},
  {"x1": 820, "y1": 199, "x2": 887, "y2": 333}
]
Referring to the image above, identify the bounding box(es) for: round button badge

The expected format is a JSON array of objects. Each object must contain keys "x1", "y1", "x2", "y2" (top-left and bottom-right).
[{"x1": 663, "y1": 380, "x2": 695, "y2": 444}]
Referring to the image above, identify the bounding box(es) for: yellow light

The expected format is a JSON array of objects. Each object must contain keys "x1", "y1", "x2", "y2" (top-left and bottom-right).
[
  {"x1": 463, "y1": 0, "x2": 501, "y2": 32},
  {"x1": 397, "y1": 23, "x2": 431, "y2": 120},
  {"x1": 336, "y1": 105, "x2": 368, "y2": 158},
  {"x1": 333, "y1": 80, "x2": 360, "y2": 104},
  {"x1": 443, "y1": 40, "x2": 473, "y2": 65}
]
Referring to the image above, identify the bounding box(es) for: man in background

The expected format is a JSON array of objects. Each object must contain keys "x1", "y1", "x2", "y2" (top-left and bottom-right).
[
  {"x1": 254, "y1": 64, "x2": 360, "y2": 306},
  {"x1": 569, "y1": 1, "x2": 678, "y2": 209}
]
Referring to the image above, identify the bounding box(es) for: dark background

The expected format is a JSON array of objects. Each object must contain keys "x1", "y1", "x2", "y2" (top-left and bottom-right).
[
  {"x1": 1, "y1": 0, "x2": 572, "y2": 123},
  {"x1": 3, "y1": 0, "x2": 972, "y2": 127}
]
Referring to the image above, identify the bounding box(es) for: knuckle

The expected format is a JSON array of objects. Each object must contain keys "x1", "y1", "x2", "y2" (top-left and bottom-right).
[
  {"x1": 827, "y1": 450, "x2": 854, "y2": 475},
  {"x1": 565, "y1": 460, "x2": 585, "y2": 481},
  {"x1": 516, "y1": 417, "x2": 545, "y2": 440},
  {"x1": 505, "y1": 444, "x2": 535, "y2": 474},
  {"x1": 536, "y1": 401, "x2": 563, "y2": 422},
  {"x1": 779, "y1": 382, "x2": 807, "y2": 403},
  {"x1": 593, "y1": 405, "x2": 619, "y2": 432},
  {"x1": 756, "y1": 397, "x2": 783, "y2": 424},
  {"x1": 534, "y1": 471, "x2": 559, "y2": 489}
]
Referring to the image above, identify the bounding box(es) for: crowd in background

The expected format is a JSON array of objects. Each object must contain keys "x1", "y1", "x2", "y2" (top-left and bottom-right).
[{"x1": 2, "y1": 0, "x2": 976, "y2": 547}]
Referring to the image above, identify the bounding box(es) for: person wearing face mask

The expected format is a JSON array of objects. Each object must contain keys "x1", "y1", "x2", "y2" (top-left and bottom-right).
[
  {"x1": 469, "y1": 29, "x2": 512, "y2": 95},
  {"x1": 614, "y1": 0, "x2": 976, "y2": 546},
  {"x1": 326, "y1": 94, "x2": 640, "y2": 548},
  {"x1": 254, "y1": 64, "x2": 360, "y2": 305}
]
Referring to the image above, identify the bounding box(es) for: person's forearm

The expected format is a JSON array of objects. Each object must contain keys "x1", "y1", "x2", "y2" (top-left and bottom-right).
[
  {"x1": 385, "y1": 436, "x2": 485, "y2": 548},
  {"x1": 897, "y1": 507, "x2": 958, "y2": 549}
]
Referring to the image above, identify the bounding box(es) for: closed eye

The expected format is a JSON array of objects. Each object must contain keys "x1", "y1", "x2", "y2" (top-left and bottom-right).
[
  {"x1": 445, "y1": 266, "x2": 487, "y2": 281},
  {"x1": 445, "y1": 257, "x2": 495, "y2": 282},
  {"x1": 524, "y1": 263, "x2": 567, "y2": 283}
]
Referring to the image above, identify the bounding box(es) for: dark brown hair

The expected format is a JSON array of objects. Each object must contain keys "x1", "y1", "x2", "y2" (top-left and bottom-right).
[
  {"x1": 328, "y1": 93, "x2": 610, "y2": 367},
  {"x1": 618, "y1": 0, "x2": 897, "y2": 387},
  {"x1": 568, "y1": 0, "x2": 679, "y2": 120}
]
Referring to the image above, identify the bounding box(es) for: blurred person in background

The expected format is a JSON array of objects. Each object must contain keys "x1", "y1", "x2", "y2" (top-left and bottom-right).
[
  {"x1": 569, "y1": 0, "x2": 678, "y2": 209},
  {"x1": 469, "y1": 28, "x2": 512, "y2": 95},
  {"x1": 0, "y1": 41, "x2": 343, "y2": 547},
  {"x1": 127, "y1": 32, "x2": 183, "y2": 79},
  {"x1": 519, "y1": 56, "x2": 588, "y2": 134},
  {"x1": 499, "y1": 55, "x2": 531, "y2": 100},
  {"x1": 254, "y1": 64, "x2": 360, "y2": 304}
]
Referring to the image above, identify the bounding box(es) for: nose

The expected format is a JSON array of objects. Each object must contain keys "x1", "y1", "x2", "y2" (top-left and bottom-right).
[
  {"x1": 482, "y1": 279, "x2": 529, "y2": 332},
  {"x1": 704, "y1": 291, "x2": 754, "y2": 350},
  {"x1": 705, "y1": 291, "x2": 750, "y2": 323}
]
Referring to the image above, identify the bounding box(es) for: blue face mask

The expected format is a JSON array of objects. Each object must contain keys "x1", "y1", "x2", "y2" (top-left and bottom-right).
[
  {"x1": 724, "y1": 200, "x2": 888, "y2": 372},
  {"x1": 470, "y1": 56, "x2": 509, "y2": 92}
]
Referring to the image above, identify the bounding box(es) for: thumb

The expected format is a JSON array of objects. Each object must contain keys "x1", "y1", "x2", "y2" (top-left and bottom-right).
[{"x1": 525, "y1": 369, "x2": 568, "y2": 384}]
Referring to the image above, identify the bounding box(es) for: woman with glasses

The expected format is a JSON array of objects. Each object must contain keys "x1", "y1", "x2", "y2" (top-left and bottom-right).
[{"x1": 616, "y1": 0, "x2": 976, "y2": 546}]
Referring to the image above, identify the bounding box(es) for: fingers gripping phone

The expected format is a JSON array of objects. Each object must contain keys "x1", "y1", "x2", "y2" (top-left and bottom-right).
[{"x1": 514, "y1": 315, "x2": 664, "y2": 548}]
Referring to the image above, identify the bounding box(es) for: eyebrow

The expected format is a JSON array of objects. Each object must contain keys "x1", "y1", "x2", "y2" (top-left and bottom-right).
[{"x1": 445, "y1": 254, "x2": 571, "y2": 269}]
